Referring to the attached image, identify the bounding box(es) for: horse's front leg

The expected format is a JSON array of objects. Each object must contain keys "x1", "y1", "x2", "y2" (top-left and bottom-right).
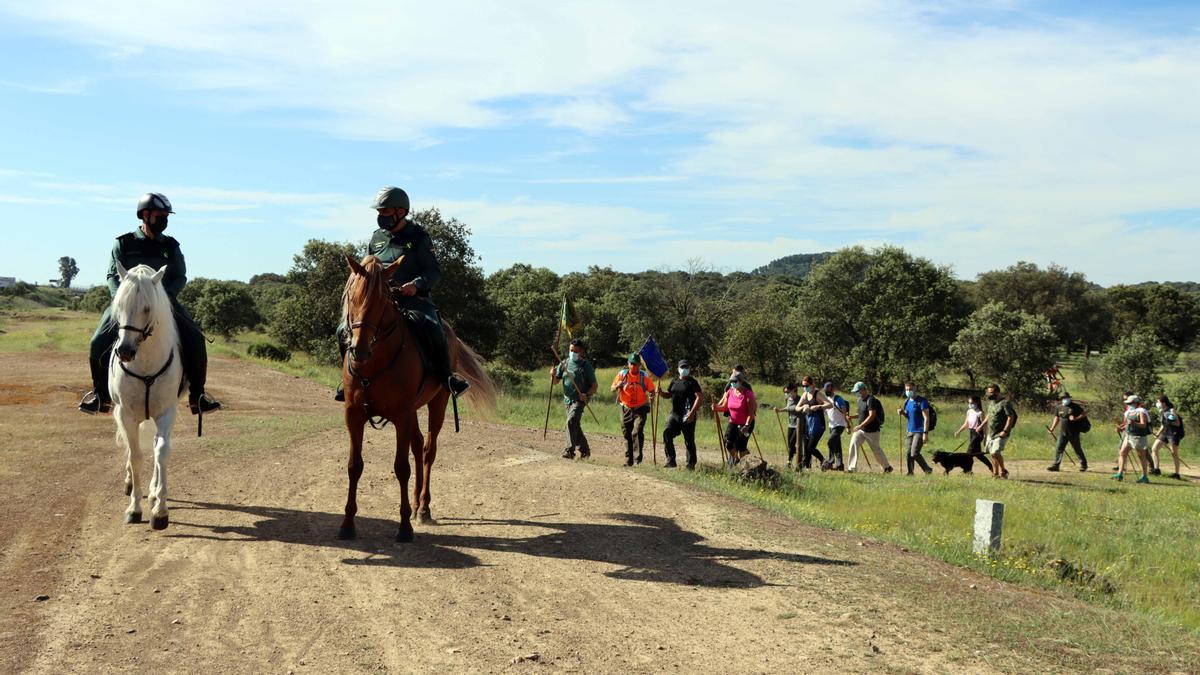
[
  {"x1": 148, "y1": 408, "x2": 176, "y2": 530},
  {"x1": 394, "y1": 417, "x2": 415, "y2": 542},
  {"x1": 339, "y1": 412, "x2": 366, "y2": 540},
  {"x1": 116, "y1": 407, "x2": 143, "y2": 524}
]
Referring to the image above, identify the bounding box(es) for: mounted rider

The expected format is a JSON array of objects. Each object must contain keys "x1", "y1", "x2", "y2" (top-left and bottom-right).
[
  {"x1": 79, "y1": 193, "x2": 221, "y2": 415},
  {"x1": 334, "y1": 186, "x2": 470, "y2": 401}
]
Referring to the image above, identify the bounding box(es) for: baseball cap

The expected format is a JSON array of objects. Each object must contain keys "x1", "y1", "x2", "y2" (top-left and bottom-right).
[{"x1": 850, "y1": 381, "x2": 867, "y2": 393}]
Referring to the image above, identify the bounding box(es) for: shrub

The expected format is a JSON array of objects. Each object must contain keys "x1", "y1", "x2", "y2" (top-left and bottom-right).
[
  {"x1": 1167, "y1": 373, "x2": 1200, "y2": 418},
  {"x1": 486, "y1": 363, "x2": 529, "y2": 396},
  {"x1": 78, "y1": 286, "x2": 112, "y2": 314},
  {"x1": 179, "y1": 279, "x2": 260, "y2": 338},
  {"x1": 247, "y1": 342, "x2": 291, "y2": 362}
]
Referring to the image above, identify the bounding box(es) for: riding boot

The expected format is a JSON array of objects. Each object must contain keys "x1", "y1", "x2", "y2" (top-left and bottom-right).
[
  {"x1": 174, "y1": 302, "x2": 220, "y2": 414},
  {"x1": 415, "y1": 312, "x2": 469, "y2": 397},
  {"x1": 334, "y1": 331, "x2": 347, "y2": 402},
  {"x1": 81, "y1": 309, "x2": 117, "y2": 414}
]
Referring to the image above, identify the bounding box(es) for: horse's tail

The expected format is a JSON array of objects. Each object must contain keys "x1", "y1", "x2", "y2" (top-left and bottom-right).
[{"x1": 444, "y1": 321, "x2": 498, "y2": 420}]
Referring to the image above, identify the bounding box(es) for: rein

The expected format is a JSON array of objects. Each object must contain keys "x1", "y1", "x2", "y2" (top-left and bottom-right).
[{"x1": 118, "y1": 350, "x2": 175, "y2": 422}]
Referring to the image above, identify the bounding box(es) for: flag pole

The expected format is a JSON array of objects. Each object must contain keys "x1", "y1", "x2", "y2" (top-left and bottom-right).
[{"x1": 543, "y1": 318, "x2": 564, "y2": 440}]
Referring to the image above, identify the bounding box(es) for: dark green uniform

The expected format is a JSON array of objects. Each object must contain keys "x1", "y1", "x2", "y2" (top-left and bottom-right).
[
  {"x1": 338, "y1": 221, "x2": 454, "y2": 381},
  {"x1": 89, "y1": 228, "x2": 208, "y2": 402}
]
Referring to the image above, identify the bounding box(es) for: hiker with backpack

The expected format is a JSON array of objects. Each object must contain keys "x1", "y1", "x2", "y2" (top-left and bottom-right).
[
  {"x1": 1150, "y1": 395, "x2": 1185, "y2": 480},
  {"x1": 794, "y1": 375, "x2": 830, "y2": 470},
  {"x1": 820, "y1": 382, "x2": 850, "y2": 471},
  {"x1": 1115, "y1": 394, "x2": 1152, "y2": 483},
  {"x1": 979, "y1": 383, "x2": 1016, "y2": 480},
  {"x1": 1047, "y1": 391, "x2": 1089, "y2": 472},
  {"x1": 953, "y1": 394, "x2": 993, "y2": 473},
  {"x1": 897, "y1": 382, "x2": 935, "y2": 475},
  {"x1": 611, "y1": 352, "x2": 655, "y2": 466},
  {"x1": 847, "y1": 382, "x2": 893, "y2": 473}
]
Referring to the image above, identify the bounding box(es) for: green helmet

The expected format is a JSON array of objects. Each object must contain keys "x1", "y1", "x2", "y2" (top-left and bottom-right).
[{"x1": 371, "y1": 186, "x2": 409, "y2": 211}]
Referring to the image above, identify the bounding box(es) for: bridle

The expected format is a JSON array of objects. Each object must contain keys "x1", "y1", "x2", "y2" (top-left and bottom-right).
[
  {"x1": 114, "y1": 319, "x2": 173, "y2": 423},
  {"x1": 345, "y1": 301, "x2": 409, "y2": 430}
]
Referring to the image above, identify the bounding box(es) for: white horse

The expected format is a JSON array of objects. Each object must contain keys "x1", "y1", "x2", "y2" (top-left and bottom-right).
[{"x1": 108, "y1": 261, "x2": 185, "y2": 530}]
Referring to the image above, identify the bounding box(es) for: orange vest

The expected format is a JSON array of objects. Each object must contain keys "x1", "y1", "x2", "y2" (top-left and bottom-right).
[{"x1": 614, "y1": 369, "x2": 650, "y2": 408}]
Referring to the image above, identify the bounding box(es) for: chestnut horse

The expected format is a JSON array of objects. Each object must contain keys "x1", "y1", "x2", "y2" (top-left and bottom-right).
[{"x1": 338, "y1": 254, "x2": 496, "y2": 542}]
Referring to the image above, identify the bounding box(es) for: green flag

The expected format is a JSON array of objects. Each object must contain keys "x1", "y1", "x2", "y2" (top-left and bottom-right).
[{"x1": 560, "y1": 297, "x2": 582, "y2": 337}]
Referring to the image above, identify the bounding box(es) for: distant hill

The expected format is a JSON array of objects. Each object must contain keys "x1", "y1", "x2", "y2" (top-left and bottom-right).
[{"x1": 751, "y1": 252, "x2": 835, "y2": 279}]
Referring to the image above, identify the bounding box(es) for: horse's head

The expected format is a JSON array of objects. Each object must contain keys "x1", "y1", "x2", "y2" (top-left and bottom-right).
[
  {"x1": 342, "y1": 254, "x2": 403, "y2": 363},
  {"x1": 111, "y1": 260, "x2": 169, "y2": 363}
]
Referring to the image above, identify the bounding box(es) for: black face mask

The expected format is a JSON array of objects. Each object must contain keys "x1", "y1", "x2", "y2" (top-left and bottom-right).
[{"x1": 148, "y1": 216, "x2": 168, "y2": 234}]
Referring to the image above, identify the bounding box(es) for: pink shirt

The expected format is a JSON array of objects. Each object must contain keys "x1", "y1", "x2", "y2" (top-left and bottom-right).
[
  {"x1": 726, "y1": 388, "x2": 757, "y2": 425},
  {"x1": 965, "y1": 408, "x2": 982, "y2": 431}
]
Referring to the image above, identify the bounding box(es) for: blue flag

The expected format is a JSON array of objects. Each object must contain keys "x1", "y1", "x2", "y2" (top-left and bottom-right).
[{"x1": 638, "y1": 336, "x2": 669, "y2": 379}]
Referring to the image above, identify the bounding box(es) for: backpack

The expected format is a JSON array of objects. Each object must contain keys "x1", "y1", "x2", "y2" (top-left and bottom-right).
[
  {"x1": 1078, "y1": 416, "x2": 1092, "y2": 434},
  {"x1": 1176, "y1": 414, "x2": 1186, "y2": 440},
  {"x1": 927, "y1": 403, "x2": 939, "y2": 432},
  {"x1": 870, "y1": 396, "x2": 885, "y2": 427}
]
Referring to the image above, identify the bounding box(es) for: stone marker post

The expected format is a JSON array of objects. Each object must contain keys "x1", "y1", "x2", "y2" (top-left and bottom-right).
[{"x1": 973, "y1": 499, "x2": 1004, "y2": 555}]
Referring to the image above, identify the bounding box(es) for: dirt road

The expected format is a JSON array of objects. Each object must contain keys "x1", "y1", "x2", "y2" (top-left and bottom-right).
[{"x1": 0, "y1": 353, "x2": 1189, "y2": 673}]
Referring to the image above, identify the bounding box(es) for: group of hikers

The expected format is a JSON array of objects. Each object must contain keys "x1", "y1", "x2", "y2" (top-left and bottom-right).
[
  {"x1": 78, "y1": 187, "x2": 1189, "y2": 487},
  {"x1": 549, "y1": 348, "x2": 1189, "y2": 483}
]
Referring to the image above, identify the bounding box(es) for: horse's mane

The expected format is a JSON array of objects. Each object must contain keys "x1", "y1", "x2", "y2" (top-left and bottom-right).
[
  {"x1": 341, "y1": 255, "x2": 392, "y2": 324},
  {"x1": 111, "y1": 265, "x2": 177, "y2": 342}
]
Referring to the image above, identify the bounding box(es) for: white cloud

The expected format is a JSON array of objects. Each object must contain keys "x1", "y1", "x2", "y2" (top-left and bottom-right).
[{"x1": 2, "y1": 1, "x2": 1199, "y2": 283}]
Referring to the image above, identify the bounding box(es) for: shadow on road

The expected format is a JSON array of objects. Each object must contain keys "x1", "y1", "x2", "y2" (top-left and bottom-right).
[{"x1": 167, "y1": 500, "x2": 855, "y2": 588}]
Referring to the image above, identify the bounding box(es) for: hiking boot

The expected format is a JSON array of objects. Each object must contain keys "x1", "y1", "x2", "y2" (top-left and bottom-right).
[
  {"x1": 636, "y1": 453, "x2": 643, "y2": 465},
  {"x1": 923, "y1": 468, "x2": 933, "y2": 475},
  {"x1": 1046, "y1": 464, "x2": 1060, "y2": 472},
  {"x1": 685, "y1": 463, "x2": 695, "y2": 471},
  {"x1": 1079, "y1": 464, "x2": 1088, "y2": 472},
  {"x1": 189, "y1": 393, "x2": 221, "y2": 415},
  {"x1": 1169, "y1": 472, "x2": 1182, "y2": 480},
  {"x1": 1111, "y1": 472, "x2": 1123, "y2": 481},
  {"x1": 1001, "y1": 469, "x2": 1009, "y2": 479},
  {"x1": 624, "y1": 457, "x2": 634, "y2": 467},
  {"x1": 883, "y1": 466, "x2": 894, "y2": 474},
  {"x1": 1149, "y1": 467, "x2": 1162, "y2": 476},
  {"x1": 448, "y1": 374, "x2": 470, "y2": 397},
  {"x1": 1136, "y1": 475, "x2": 1150, "y2": 484},
  {"x1": 561, "y1": 449, "x2": 575, "y2": 460},
  {"x1": 579, "y1": 450, "x2": 590, "y2": 460},
  {"x1": 664, "y1": 459, "x2": 678, "y2": 468},
  {"x1": 78, "y1": 390, "x2": 111, "y2": 415},
  {"x1": 334, "y1": 384, "x2": 345, "y2": 402}
]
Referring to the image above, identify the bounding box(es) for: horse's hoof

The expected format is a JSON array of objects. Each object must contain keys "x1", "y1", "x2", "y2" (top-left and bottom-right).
[
  {"x1": 396, "y1": 526, "x2": 414, "y2": 543},
  {"x1": 125, "y1": 512, "x2": 142, "y2": 524},
  {"x1": 124, "y1": 483, "x2": 132, "y2": 496},
  {"x1": 151, "y1": 515, "x2": 169, "y2": 530},
  {"x1": 337, "y1": 525, "x2": 356, "y2": 540},
  {"x1": 418, "y1": 511, "x2": 435, "y2": 525}
]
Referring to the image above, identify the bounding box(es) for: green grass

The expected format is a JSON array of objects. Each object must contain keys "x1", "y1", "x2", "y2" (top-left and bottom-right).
[{"x1": 0, "y1": 307, "x2": 95, "y2": 353}]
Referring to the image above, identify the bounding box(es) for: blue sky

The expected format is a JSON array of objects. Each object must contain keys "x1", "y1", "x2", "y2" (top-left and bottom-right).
[{"x1": 1, "y1": 1, "x2": 1198, "y2": 288}]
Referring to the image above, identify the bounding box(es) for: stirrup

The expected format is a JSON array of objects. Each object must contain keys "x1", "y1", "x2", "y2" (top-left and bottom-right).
[
  {"x1": 448, "y1": 374, "x2": 470, "y2": 397},
  {"x1": 78, "y1": 390, "x2": 112, "y2": 415},
  {"x1": 189, "y1": 392, "x2": 222, "y2": 414}
]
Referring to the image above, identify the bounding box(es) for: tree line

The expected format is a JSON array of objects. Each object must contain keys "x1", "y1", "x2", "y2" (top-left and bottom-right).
[{"x1": 72, "y1": 208, "x2": 1200, "y2": 414}]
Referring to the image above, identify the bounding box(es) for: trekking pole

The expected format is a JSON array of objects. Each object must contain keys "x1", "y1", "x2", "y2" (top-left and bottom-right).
[
  {"x1": 652, "y1": 392, "x2": 659, "y2": 466},
  {"x1": 542, "y1": 370, "x2": 556, "y2": 440},
  {"x1": 712, "y1": 407, "x2": 728, "y2": 467},
  {"x1": 750, "y1": 426, "x2": 765, "y2": 462},
  {"x1": 772, "y1": 408, "x2": 789, "y2": 466}
]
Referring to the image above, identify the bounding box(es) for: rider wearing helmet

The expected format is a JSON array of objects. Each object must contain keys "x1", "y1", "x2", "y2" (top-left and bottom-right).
[
  {"x1": 334, "y1": 186, "x2": 469, "y2": 400},
  {"x1": 79, "y1": 193, "x2": 222, "y2": 415}
]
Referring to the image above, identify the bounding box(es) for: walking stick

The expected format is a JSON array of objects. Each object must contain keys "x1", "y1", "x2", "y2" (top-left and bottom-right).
[
  {"x1": 750, "y1": 427, "x2": 765, "y2": 462},
  {"x1": 1046, "y1": 424, "x2": 1077, "y2": 466},
  {"x1": 773, "y1": 408, "x2": 789, "y2": 467},
  {"x1": 652, "y1": 392, "x2": 659, "y2": 466},
  {"x1": 542, "y1": 369, "x2": 556, "y2": 440},
  {"x1": 712, "y1": 407, "x2": 728, "y2": 466}
]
